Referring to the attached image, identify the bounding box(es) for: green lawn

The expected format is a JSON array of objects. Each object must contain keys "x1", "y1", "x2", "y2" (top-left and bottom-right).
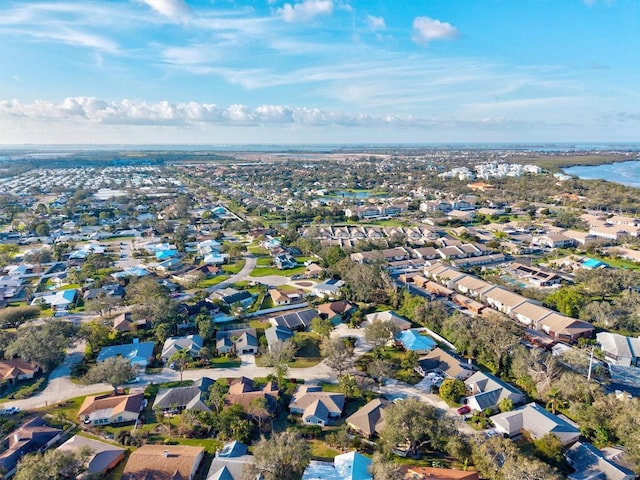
[
  {"x1": 356, "y1": 346, "x2": 422, "y2": 385},
  {"x1": 308, "y1": 439, "x2": 341, "y2": 461},
  {"x1": 256, "y1": 257, "x2": 273, "y2": 267},
  {"x1": 250, "y1": 265, "x2": 306, "y2": 277},
  {"x1": 209, "y1": 357, "x2": 241, "y2": 368},
  {"x1": 222, "y1": 260, "x2": 245, "y2": 274},
  {"x1": 197, "y1": 275, "x2": 228, "y2": 288}
]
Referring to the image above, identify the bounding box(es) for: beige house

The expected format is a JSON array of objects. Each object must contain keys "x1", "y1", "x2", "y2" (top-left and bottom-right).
[
  {"x1": 78, "y1": 392, "x2": 144, "y2": 426},
  {"x1": 345, "y1": 398, "x2": 390, "y2": 438},
  {"x1": 122, "y1": 444, "x2": 204, "y2": 480}
]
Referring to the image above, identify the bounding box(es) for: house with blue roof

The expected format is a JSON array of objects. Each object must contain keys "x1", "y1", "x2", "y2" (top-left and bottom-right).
[
  {"x1": 96, "y1": 339, "x2": 155, "y2": 369},
  {"x1": 396, "y1": 329, "x2": 437, "y2": 354},
  {"x1": 302, "y1": 451, "x2": 372, "y2": 480},
  {"x1": 31, "y1": 288, "x2": 78, "y2": 311},
  {"x1": 155, "y1": 249, "x2": 178, "y2": 261}
]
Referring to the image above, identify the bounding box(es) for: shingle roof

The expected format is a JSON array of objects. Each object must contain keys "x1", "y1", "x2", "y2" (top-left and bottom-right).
[{"x1": 345, "y1": 398, "x2": 389, "y2": 437}]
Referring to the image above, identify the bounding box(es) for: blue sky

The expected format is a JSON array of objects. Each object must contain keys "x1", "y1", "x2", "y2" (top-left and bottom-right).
[{"x1": 0, "y1": 0, "x2": 638, "y2": 144}]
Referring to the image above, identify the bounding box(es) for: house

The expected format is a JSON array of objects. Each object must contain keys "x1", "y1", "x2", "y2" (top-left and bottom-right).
[
  {"x1": 401, "y1": 466, "x2": 480, "y2": 480},
  {"x1": 511, "y1": 302, "x2": 555, "y2": 328},
  {"x1": 345, "y1": 398, "x2": 390, "y2": 439},
  {"x1": 481, "y1": 286, "x2": 528, "y2": 315},
  {"x1": 122, "y1": 444, "x2": 205, "y2": 480},
  {"x1": 153, "y1": 377, "x2": 214, "y2": 414},
  {"x1": 96, "y1": 339, "x2": 156, "y2": 368},
  {"x1": 302, "y1": 451, "x2": 372, "y2": 480},
  {"x1": 207, "y1": 441, "x2": 255, "y2": 480},
  {"x1": 289, "y1": 385, "x2": 345, "y2": 427},
  {"x1": 0, "y1": 417, "x2": 62, "y2": 477},
  {"x1": 31, "y1": 288, "x2": 78, "y2": 311},
  {"x1": 0, "y1": 359, "x2": 39, "y2": 385},
  {"x1": 450, "y1": 294, "x2": 486, "y2": 315},
  {"x1": 532, "y1": 233, "x2": 576, "y2": 249},
  {"x1": 596, "y1": 332, "x2": 640, "y2": 367},
  {"x1": 416, "y1": 348, "x2": 475, "y2": 380},
  {"x1": 538, "y1": 313, "x2": 594, "y2": 343},
  {"x1": 57, "y1": 435, "x2": 126, "y2": 475},
  {"x1": 451, "y1": 275, "x2": 494, "y2": 298},
  {"x1": 161, "y1": 334, "x2": 204, "y2": 362},
  {"x1": 215, "y1": 328, "x2": 259, "y2": 355},
  {"x1": 463, "y1": 371, "x2": 525, "y2": 412},
  {"x1": 312, "y1": 278, "x2": 344, "y2": 298},
  {"x1": 305, "y1": 263, "x2": 325, "y2": 278},
  {"x1": 78, "y1": 392, "x2": 144, "y2": 426},
  {"x1": 269, "y1": 288, "x2": 304, "y2": 306},
  {"x1": 225, "y1": 377, "x2": 278, "y2": 415},
  {"x1": 396, "y1": 330, "x2": 437, "y2": 354},
  {"x1": 269, "y1": 308, "x2": 318, "y2": 331},
  {"x1": 211, "y1": 288, "x2": 255, "y2": 308},
  {"x1": 112, "y1": 312, "x2": 149, "y2": 332},
  {"x1": 365, "y1": 311, "x2": 412, "y2": 331},
  {"x1": 274, "y1": 253, "x2": 297, "y2": 270},
  {"x1": 565, "y1": 441, "x2": 636, "y2": 480},
  {"x1": 316, "y1": 301, "x2": 356, "y2": 324},
  {"x1": 264, "y1": 325, "x2": 294, "y2": 351},
  {"x1": 490, "y1": 402, "x2": 580, "y2": 446}
]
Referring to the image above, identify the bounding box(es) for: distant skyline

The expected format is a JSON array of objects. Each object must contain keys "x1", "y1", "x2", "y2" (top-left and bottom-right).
[{"x1": 0, "y1": 0, "x2": 638, "y2": 144}]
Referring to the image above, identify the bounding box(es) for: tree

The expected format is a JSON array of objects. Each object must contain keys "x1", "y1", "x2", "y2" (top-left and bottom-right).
[
  {"x1": 14, "y1": 447, "x2": 94, "y2": 480},
  {"x1": 438, "y1": 379, "x2": 467, "y2": 405},
  {"x1": 321, "y1": 337, "x2": 355, "y2": 376},
  {"x1": 169, "y1": 349, "x2": 190, "y2": 384},
  {"x1": 367, "y1": 358, "x2": 394, "y2": 388},
  {"x1": 338, "y1": 373, "x2": 361, "y2": 398},
  {"x1": 263, "y1": 340, "x2": 297, "y2": 388},
  {"x1": 533, "y1": 433, "x2": 564, "y2": 465},
  {"x1": 5, "y1": 321, "x2": 77, "y2": 371},
  {"x1": 369, "y1": 452, "x2": 403, "y2": 480},
  {"x1": 247, "y1": 397, "x2": 272, "y2": 433},
  {"x1": 248, "y1": 430, "x2": 311, "y2": 480},
  {"x1": 545, "y1": 286, "x2": 587, "y2": 318},
  {"x1": 0, "y1": 305, "x2": 41, "y2": 327},
  {"x1": 498, "y1": 397, "x2": 513, "y2": 412},
  {"x1": 207, "y1": 378, "x2": 229, "y2": 414},
  {"x1": 84, "y1": 356, "x2": 136, "y2": 392},
  {"x1": 379, "y1": 398, "x2": 453, "y2": 456},
  {"x1": 310, "y1": 316, "x2": 333, "y2": 338},
  {"x1": 79, "y1": 321, "x2": 116, "y2": 356},
  {"x1": 364, "y1": 319, "x2": 399, "y2": 352}
]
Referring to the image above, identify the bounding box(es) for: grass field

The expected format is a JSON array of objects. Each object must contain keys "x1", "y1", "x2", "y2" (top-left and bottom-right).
[{"x1": 250, "y1": 265, "x2": 306, "y2": 277}]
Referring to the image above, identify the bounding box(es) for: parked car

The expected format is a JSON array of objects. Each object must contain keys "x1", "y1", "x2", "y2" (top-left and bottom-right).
[{"x1": 456, "y1": 405, "x2": 471, "y2": 415}]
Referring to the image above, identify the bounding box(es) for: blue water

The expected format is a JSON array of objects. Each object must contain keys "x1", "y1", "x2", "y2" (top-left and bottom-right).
[{"x1": 564, "y1": 160, "x2": 640, "y2": 188}]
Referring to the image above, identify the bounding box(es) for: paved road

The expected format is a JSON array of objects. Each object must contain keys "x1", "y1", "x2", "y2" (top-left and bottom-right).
[{"x1": 209, "y1": 254, "x2": 257, "y2": 291}]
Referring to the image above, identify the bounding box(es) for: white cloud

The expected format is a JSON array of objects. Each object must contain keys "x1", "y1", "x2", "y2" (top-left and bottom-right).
[
  {"x1": 366, "y1": 15, "x2": 385, "y2": 30},
  {"x1": 412, "y1": 16, "x2": 458, "y2": 45},
  {"x1": 138, "y1": 0, "x2": 191, "y2": 22},
  {"x1": 278, "y1": 0, "x2": 333, "y2": 23}
]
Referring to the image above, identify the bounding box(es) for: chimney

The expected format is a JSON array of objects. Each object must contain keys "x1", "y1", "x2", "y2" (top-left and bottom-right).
[
  {"x1": 163, "y1": 450, "x2": 169, "y2": 458},
  {"x1": 13, "y1": 433, "x2": 20, "y2": 443}
]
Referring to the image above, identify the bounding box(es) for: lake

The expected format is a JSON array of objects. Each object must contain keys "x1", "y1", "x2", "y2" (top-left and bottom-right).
[{"x1": 564, "y1": 159, "x2": 640, "y2": 188}]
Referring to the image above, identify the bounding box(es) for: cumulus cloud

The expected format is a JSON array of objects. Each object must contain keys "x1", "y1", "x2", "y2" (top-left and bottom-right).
[
  {"x1": 412, "y1": 16, "x2": 458, "y2": 45},
  {"x1": 278, "y1": 0, "x2": 333, "y2": 23},
  {"x1": 0, "y1": 97, "x2": 438, "y2": 128},
  {"x1": 138, "y1": 0, "x2": 191, "y2": 22},
  {"x1": 366, "y1": 15, "x2": 385, "y2": 30}
]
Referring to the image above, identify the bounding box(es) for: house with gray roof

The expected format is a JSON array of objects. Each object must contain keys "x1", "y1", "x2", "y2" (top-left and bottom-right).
[
  {"x1": 206, "y1": 441, "x2": 254, "y2": 480},
  {"x1": 345, "y1": 398, "x2": 390, "y2": 439},
  {"x1": 565, "y1": 441, "x2": 636, "y2": 480},
  {"x1": 490, "y1": 402, "x2": 580, "y2": 446},
  {"x1": 289, "y1": 385, "x2": 345, "y2": 427},
  {"x1": 161, "y1": 334, "x2": 204, "y2": 362},
  {"x1": 153, "y1": 377, "x2": 214, "y2": 414},
  {"x1": 464, "y1": 371, "x2": 525, "y2": 412},
  {"x1": 58, "y1": 435, "x2": 126, "y2": 475},
  {"x1": 596, "y1": 332, "x2": 640, "y2": 367},
  {"x1": 264, "y1": 325, "x2": 294, "y2": 352}
]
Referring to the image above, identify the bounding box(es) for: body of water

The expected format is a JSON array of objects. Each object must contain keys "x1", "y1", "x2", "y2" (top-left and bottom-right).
[{"x1": 564, "y1": 159, "x2": 640, "y2": 188}]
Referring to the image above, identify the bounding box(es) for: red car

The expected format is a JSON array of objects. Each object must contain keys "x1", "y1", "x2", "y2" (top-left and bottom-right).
[{"x1": 456, "y1": 405, "x2": 471, "y2": 415}]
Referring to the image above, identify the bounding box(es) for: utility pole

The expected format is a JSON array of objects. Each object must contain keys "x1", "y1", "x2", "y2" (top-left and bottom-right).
[{"x1": 587, "y1": 346, "x2": 595, "y2": 382}]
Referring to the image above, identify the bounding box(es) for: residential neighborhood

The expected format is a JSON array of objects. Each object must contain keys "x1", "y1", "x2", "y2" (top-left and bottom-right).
[{"x1": 0, "y1": 148, "x2": 638, "y2": 479}]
